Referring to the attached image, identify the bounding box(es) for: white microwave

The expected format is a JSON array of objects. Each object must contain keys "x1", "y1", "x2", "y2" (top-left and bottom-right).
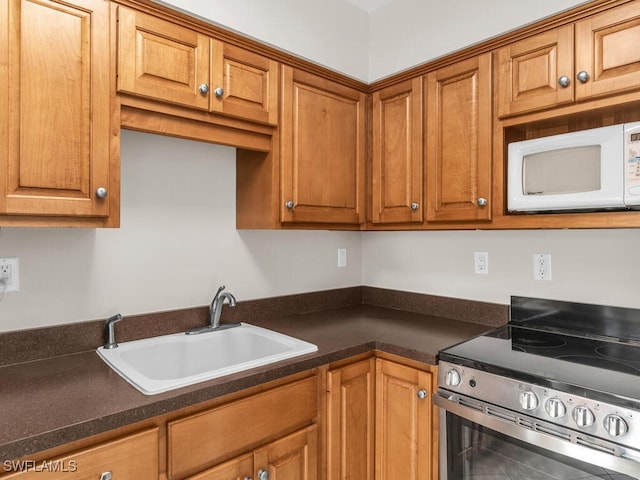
[{"x1": 507, "y1": 122, "x2": 640, "y2": 212}]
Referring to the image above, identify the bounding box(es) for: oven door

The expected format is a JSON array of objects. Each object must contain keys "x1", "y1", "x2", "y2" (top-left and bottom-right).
[{"x1": 435, "y1": 391, "x2": 640, "y2": 480}]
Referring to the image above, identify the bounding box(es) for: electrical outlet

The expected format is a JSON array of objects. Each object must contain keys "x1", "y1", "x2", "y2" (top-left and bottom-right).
[
  {"x1": 0, "y1": 257, "x2": 19, "y2": 292},
  {"x1": 337, "y1": 248, "x2": 347, "y2": 268},
  {"x1": 533, "y1": 253, "x2": 552, "y2": 281},
  {"x1": 474, "y1": 251, "x2": 489, "y2": 274}
]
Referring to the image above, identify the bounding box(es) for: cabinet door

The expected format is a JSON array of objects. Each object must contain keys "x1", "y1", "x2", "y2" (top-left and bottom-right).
[
  {"x1": 1, "y1": 0, "x2": 111, "y2": 217},
  {"x1": 375, "y1": 360, "x2": 432, "y2": 480},
  {"x1": 575, "y1": 0, "x2": 640, "y2": 100},
  {"x1": 211, "y1": 42, "x2": 278, "y2": 125},
  {"x1": 280, "y1": 67, "x2": 365, "y2": 224},
  {"x1": 1, "y1": 428, "x2": 158, "y2": 479},
  {"x1": 497, "y1": 25, "x2": 574, "y2": 117},
  {"x1": 254, "y1": 425, "x2": 318, "y2": 480},
  {"x1": 425, "y1": 53, "x2": 492, "y2": 222},
  {"x1": 327, "y1": 358, "x2": 375, "y2": 480},
  {"x1": 186, "y1": 453, "x2": 253, "y2": 480},
  {"x1": 117, "y1": 6, "x2": 210, "y2": 110},
  {"x1": 372, "y1": 78, "x2": 423, "y2": 224}
]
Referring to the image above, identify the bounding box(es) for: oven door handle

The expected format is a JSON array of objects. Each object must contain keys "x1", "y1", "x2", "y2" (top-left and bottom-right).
[{"x1": 434, "y1": 390, "x2": 640, "y2": 479}]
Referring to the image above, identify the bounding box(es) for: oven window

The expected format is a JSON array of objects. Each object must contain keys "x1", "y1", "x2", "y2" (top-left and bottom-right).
[{"x1": 444, "y1": 412, "x2": 635, "y2": 480}]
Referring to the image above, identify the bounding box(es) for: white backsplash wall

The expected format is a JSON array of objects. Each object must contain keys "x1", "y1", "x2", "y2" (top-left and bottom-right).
[
  {"x1": 362, "y1": 229, "x2": 640, "y2": 310},
  {"x1": 0, "y1": 130, "x2": 362, "y2": 332}
]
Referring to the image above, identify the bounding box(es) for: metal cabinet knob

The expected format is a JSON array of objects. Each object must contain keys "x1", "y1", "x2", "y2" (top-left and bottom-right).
[
  {"x1": 558, "y1": 75, "x2": 570, "y2": 88},
  {"x1": 243, "y1": 477, "x2": 253, "y2": 480},
  {"x1": 285, "y1": 200, "x2": 294, "y2": 209},
  {"x1": 576, "y1": 71, "x2": 590, "y2": 83},
  {"x1": 96, "y1": 187, "x2": 108, "y2": 199},
  {"x1": 214, "y1": 87, "x2": 224, "y2": 97},
  {"x1": 410, "y1": 202, "x2": 419, "y2": 211},
  {"x1": 199, "y1": 83, "x2": 210, "y2": 94},
  {"x1": 417, "y1": 389, "x2": 428, "y2": 400},
  {"x1": 477, "y1": 197, "x2": 487, "y2": 207},
  {"x1": 258, "y1": 469, "x2": 269, "y2": 480},
  {"x1": 99, "y1": 472, "x2": 113, "y2": 480}
]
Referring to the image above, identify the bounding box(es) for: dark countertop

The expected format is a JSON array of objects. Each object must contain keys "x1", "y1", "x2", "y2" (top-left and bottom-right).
[{"x1": 0, "y1": 303, "x2": 493, "y2": 462}]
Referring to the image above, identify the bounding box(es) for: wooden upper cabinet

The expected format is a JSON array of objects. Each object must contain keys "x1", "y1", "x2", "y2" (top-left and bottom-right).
[
  {"x1": 497, "y1": 26, "x2": 574, "y2": 117},
  {"x1": 0, "y1": 0, "x2": 113, "y2": 220},
  {"x1": 426, "y1": 53, "x2": 492, "y2": 222},
  {"x1": 117, "y1": 7, "x2": 278, "y2": 125},
  {"x1": 575, "y1": 0, "x2": 640, "y2": 100},
  {"x1": 499, "y1": 1, "x2": 640, "y2": 117},
  {"x1": 371, "y1": 78, "x2": 423, "y2": 224},
  {"x1": 280, "y1": 67, "x2": 365, "y2": 225}
]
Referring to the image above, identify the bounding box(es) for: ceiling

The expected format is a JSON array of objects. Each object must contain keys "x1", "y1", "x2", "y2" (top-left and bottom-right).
[{"x1": 345, "y1": 0, "x2": 395, "y2": 13}]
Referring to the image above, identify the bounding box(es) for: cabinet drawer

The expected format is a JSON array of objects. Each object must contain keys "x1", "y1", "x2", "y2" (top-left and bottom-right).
[
  {"x1": 2, "y1": 428, "x2": 159, "y2": 479},
  {"x1": 168, "y1": 376, "x2": 318, "y2": 478}
]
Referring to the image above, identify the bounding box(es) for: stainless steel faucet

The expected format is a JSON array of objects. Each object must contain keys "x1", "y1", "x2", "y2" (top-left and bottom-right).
[
  {"x1": 186, "y1": 285, "x2": 239, "y2": 334},
  {"x1": 103, "y1": 313, "x2": 123, "y2": 349}
]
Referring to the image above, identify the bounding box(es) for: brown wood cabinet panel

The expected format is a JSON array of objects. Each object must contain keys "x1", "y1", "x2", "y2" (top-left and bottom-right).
[
  {"x1": 2, "y1": 428, "x2": 158, "y2": 479},
  {"x1": 185, "y1": 453, "x2": 253, "y2": 480},
  {"x1": 117, "y1": 6, "x2": 210, "y2": 110},
  {"x1": 426, "y1": 53, "x2": 492, "y2": 222},
  {"x1": 211, "y1": 42, "x2": 278, "y2": 125},
  {"x1": 280, "y1": 66, "x2": 365, "y2": 225},
  {"x1": 371, "y1": 78, "x2": 423, "y2": 224},
  {"x1": 168, "y1": 376, "x2": 317, "y2": 478},
  {"x1": 375, "y1": 359, "x2": 432, "y2": 480},
  {"x1": 1, "y1": 0, "x2": 112, "y2": 218},
  {"x1": 575, "y1": 0, "x2": 640, "y2": 100},
  {"x1": 327, "y1": 358, "x2": 375, "y2": 480},
  {"x1": 253, "y1": 425, "x2": 318, "y2": 480},
  {"x1": 497, "y1": 25, "x2": 574, "y2": 117}
]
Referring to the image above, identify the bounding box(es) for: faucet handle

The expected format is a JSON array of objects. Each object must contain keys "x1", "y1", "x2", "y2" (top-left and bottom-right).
[{"x1": 210, "y1": 285, "x2": 226, "y2": 310}]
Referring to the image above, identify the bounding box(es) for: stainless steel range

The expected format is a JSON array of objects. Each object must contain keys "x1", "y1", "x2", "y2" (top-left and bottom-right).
[{"x1": 435, "y1": 296, "x2": 640, "y2": 480}]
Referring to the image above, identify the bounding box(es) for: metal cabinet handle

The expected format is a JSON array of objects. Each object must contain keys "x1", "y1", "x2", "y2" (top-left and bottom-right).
[
  {"x1": 477, "y1": 197, "x2": 487, "y2": 207},
  {"x1": 417, "y1": 389, "x2": 428, "y2": 400},
  {"x1": 285, "y1": 200, "x2": 294, "y2": 209},
  {"x1": 214, "y1": 87, "x2": 224, "y2": 97},
  {"x1": 558, "y1": 75, "x2": 570, "y2": 88},
  {"x1": 96, "y1": 187, "x2": 108, "y2": 199},
  {"x1": 576, "y1": 71, "x2": 590, "y2": 83},
  {"x1": 258, "y1": 469, "x2": 269, "y2": 480},
  {"x1": 410, "y1": 202, "x2": 419, "y2": 210},
  {"x1": 243, "y1": 477, "x2": 253, "y2": 480},
  {"x1": 99, "y1": 472, "x2": 113, "y2": 480},
  {"x1": 199, "y1": 83, "x2": 210, "y2": 94}
]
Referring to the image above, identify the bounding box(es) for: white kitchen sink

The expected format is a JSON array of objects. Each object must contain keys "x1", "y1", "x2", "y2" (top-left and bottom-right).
[{"x1": 97, "y1": 323, "x2": 318, "y2": 395}]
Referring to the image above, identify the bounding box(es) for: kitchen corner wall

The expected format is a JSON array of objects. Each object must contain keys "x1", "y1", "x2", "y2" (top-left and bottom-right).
[{"x1": 0, "y1": 131, "x2": 362, "y2": 332}]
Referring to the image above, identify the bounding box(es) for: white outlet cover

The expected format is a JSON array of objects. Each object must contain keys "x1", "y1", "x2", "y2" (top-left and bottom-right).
[
  {"x1": 474, "y1": 251, "x2": 489, "y2": 274},
  {"x1": 0, "y1": 257, "x2": 19, "y2": 292}
]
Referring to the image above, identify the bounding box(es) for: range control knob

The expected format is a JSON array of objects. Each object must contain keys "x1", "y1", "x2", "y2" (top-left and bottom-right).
[
  {"x1": 445, "y1": 369, "x2": 461, "y2": 387},
  {"x1": 545, "y1": 397, "x2": 567, "y2": 418},
  {"x1": 604, "y1": 414, "x2": 628, "y2": 437},
  {"x1": 519, "y1": 391, "x2": 539, "y2": 411},
  {"x1": 573, "y1": 405, "x2": 595, "y2": 427}
]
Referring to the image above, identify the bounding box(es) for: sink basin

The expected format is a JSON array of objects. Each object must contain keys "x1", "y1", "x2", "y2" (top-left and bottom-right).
[{"x1": 97, "y1": 323, "x2": 318, "y2": 395}]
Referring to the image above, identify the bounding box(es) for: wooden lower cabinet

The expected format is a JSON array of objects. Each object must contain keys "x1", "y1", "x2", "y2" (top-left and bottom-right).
[
  {"x1": 326, "y1": 357, "x2": 435, "y2": 480},
  {"x1": 187, "y1": 426, "x2": 318, "y2": 480},
  {"x1": 1, "y1": 428, "x2": 158, "y2": 479}
]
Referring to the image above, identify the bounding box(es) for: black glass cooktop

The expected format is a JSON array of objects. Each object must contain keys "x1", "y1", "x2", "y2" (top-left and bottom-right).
[{"x1": 439, "y1": 297, "x2": 640, "y2": 408}]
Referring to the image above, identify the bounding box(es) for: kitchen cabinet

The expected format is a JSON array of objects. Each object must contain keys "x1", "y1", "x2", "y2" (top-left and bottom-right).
[
  {"x1": 2, "y1": 428, "x2": 158, "y2": 479},
  {"x1": 498, "y1": 0, "x2": 640, "y2": 117},
  {"x1": 117, "y1": 6, "x2": 278, "y2": 126},
  {"x1": 425, "y1": 53, "x2": 492, "y2": 222},
  {"x1": 187, "y1": 426, "x2": 318, "y2": 480},
  {"x1": 326, "y1": 357, "x2": 436, "y2": 480},
  {"x1": 371, "y1": 78, "x2": 423, "y2": 224},
  {"x1": 280, "y1": 66, "x2": 366, "y2": 225},
  {"x1": 168, "y1": 375, "x2": 318, "y2": 478},
  {"x1": 0, "y1": 0, "x2": 117, "y2": 226},
  {"x1": 375, "y1": 359, "x2": 433, "y2": 480},
  {"x1": 326, "y1": 358, "x2": 375, "y2": 480}
]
